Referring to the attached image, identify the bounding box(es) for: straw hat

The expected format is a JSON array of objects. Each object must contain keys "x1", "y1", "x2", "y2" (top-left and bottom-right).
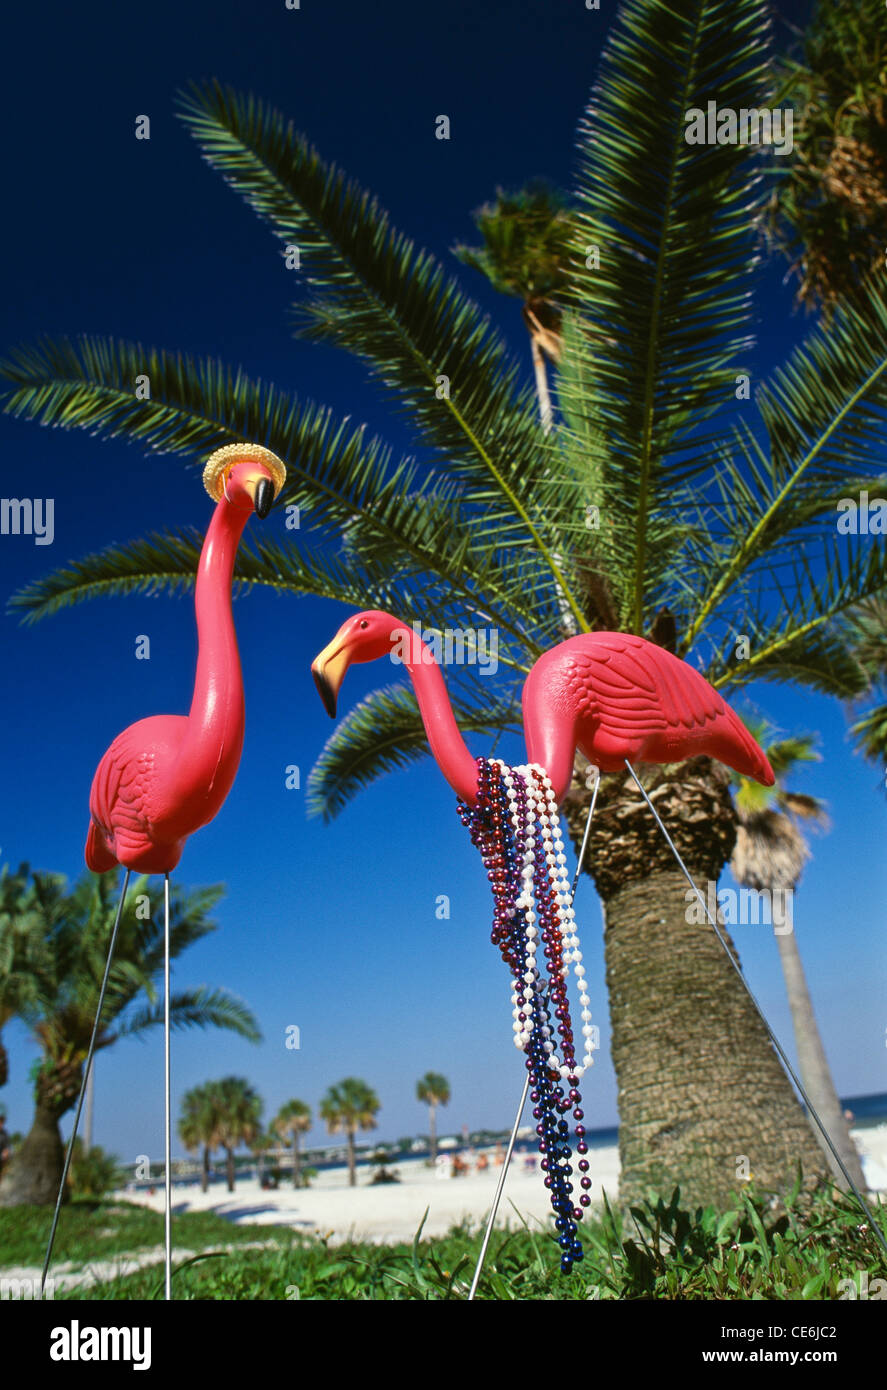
[{"x1": 203, "y1": 443, "x2": 287, "y2": 502}]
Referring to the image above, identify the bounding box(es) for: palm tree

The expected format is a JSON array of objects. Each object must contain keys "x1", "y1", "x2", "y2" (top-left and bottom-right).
[
  {"x1": 0, "y1": 864, "x2": 53, "y2": 1090},
  {"x1": 319, "y1": 1078, "x2": 379, "y2": 1187},
  {"x1": 209, "y1": 1077, "x2": 263, "y2": 1192},
  {"x1": 179, "y1": 1082, "x2": 219, "y2": 1193},
  {"x1": 729, "y1": 727, "x2": 868, "y2": 1192},
  {"x1": 248, "y1": 1126, "x2": 275, "y2": 1185},
  {"x1": 3, "y1": 0, "x2": 887, "y2": 1207},
  {"x1": 453, "y1": 183, "x2": 575, "y2": 428},
  {"x1": 845, "y1": 596, "x2": 887, "y2": 766},
  {"x1": 416, "y1": 1072, "x2": 450, "y2": 1164},
  {"x1": 0, "y1": 870, "x2": 261, "y2": 1206},
  {"x1": 273, "y1": 1098, "x2": 312, "y2": 1188},
  {"x1": 767, "y1": 0, "x2": 887, "y2": 314}
]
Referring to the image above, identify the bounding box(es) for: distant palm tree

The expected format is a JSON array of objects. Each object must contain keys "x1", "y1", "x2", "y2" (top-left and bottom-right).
[
  {"x1": 179, "y1": 1083, "x2": 219, "y2": 1193},
  {"x1": 729, "y1": 726, "x2": 867, "y2": 1191},
  {"x1": 768, "y1": 0, "x2": 887, "y2": 314},
  {"x1": 319, "y1": 1078, "x2": 379, "y2": 1187},
  {"x1": 273, "y1": 1098, "x2": 312, "y2": 1187},
  {"x1": 453, "y1": 182, "x2": 574, "y2": 428},
  {"x1": 248, "y1": 1126, "x2": 275, "y2": 1185},
  {"x1": 210, "y1": 1077, "x2": 263, "y2": 1192},
  {"x1": 0, "y1": 863, "x2": 52, "y2": 1091},
  {"x1": 0, "y1": 870, "x2": 260, "y2": 1206},
  {"x1": 416, "y1": 1072, "x2": 450, "y2": 1164}
]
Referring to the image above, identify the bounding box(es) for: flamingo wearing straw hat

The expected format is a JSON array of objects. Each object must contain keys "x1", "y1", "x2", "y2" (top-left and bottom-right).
[
  {"x1": 86, "y1": 443, "x2": 287, "y2": 873},
  {"x1": 311, "y1": 611, "x2": 775, "y2": 799},
  {"x1": 43, "y1": 442, "x2": 287, "y2": 1302}
]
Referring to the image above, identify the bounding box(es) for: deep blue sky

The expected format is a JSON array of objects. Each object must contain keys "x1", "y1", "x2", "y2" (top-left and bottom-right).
[{"x1": 1, "y1": 0, "x2": 883, "y2": 1166}]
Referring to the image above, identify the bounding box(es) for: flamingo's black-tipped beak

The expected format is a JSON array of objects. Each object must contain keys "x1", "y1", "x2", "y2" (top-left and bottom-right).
[
  {"x1": 312, "y1": 666, "x2": 337, "y2": 718},
  {"x1": 253, "y1": 476, "x2": 274, "y2": 520},
  {"x1": 311, "y1": 640, "x2": 349, "y2": 718}
]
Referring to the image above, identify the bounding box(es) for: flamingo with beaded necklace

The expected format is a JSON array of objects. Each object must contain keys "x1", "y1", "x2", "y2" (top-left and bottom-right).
[
  {"x1": 311, "y1": 611, "x2": 779, "y2": 1277},
  {"x1": 312, "y1": 610, "x2": 887, "y2": 1285}
]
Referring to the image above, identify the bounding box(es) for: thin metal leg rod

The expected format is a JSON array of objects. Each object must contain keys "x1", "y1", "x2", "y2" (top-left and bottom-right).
[
  {"x1": 164, "y1": 873, "x2": 172, "y2": 1301},
  {"x1": 624, "y1": 758, "x2": 887, "y2": 1259},
  {"x1": 568, "y1": 769, "x2": 600, "y2": 904},
  {"x1": 42, "y1": 869, "x2": 131, "y2": 1295},
  {"x1": 467, "y1": 1072, "x2": 530, "y2": 1301},
  {"x1": 468, "y1": 773, "x2": 601, "y2": 1300}
]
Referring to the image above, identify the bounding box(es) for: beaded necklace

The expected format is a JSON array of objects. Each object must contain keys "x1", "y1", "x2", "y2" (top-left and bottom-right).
[{"x1": 458, "y1": 756, "x2": 593, "y2": 1274}]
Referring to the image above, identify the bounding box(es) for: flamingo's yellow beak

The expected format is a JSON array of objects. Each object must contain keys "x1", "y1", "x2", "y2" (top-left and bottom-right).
[{"x1": 311, "y1": 638, "x2": 349, "y2": 718}]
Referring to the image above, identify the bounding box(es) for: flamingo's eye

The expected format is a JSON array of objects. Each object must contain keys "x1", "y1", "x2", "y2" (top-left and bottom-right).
[{"x1": 359, "y1": 620, "x2": 369, "y2": 630}]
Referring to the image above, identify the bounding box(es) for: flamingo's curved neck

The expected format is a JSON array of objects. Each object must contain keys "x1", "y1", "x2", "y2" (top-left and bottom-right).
[
  {"x1": 394, "y1": 625, "x2": 480, "y2": 805},
  {"x1": 176, "y1": 500, "x2": 250, "y2": 819}
]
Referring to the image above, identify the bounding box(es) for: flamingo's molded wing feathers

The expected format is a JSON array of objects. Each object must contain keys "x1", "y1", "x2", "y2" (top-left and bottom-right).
[
  {"x1": 567, "y1": 635, "x2": 724, "y2": 736},
  {"x1": 566, "y1": 634, "x2": 774, "y2": 783},
  {"x1": 89, "y1": 724, "x2": 157, "y2": 831},
  {"x1": 86, "y1": 714, "x2": 193, "y2": 865}
]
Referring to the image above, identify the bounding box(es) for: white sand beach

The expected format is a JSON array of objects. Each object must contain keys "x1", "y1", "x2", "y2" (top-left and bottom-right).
[
  {"x1": 118, "y1": 1142, "x2": 622, "y2": 1244},
  {"x1": 115, "y1": 1124, "x2": 887, "y2": 1244}
]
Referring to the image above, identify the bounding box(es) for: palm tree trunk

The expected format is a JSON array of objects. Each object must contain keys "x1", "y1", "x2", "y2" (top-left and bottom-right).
[
  {"x1": 530, "y1": 337, "x2": 553, "y2": 433},
  {"x1": 565, "y1": 761, "x2": 829, "y2": 1211},
  {"x1": 83, "y1": 1064, "x2": 94, "y2": 1152},
  {"x1": 604, "y1": 869, "x2": 826, "y2": 1208},
  {"x1": 429, "y1": 1101, "x2": 438, "y2": 1165},
  {"x1": 293, "y1": 1133, "x2": 301, "y2": 1188},
  {"x1": 0, "y1": 1099, "x2": 65, "y2": 1206},
  {"x1": 346, "y1": 1129, "x2": 356, "y2": 1187},
  {"x1": 201, "y1": 1145, "x2": 209, "y2": 1193},
  {"x1": 773, "y1": 920, "x2": 868, "y2": 1191},
  {"x1": 225, "y1": 1145, "x2": 235, "y2": 1192}
]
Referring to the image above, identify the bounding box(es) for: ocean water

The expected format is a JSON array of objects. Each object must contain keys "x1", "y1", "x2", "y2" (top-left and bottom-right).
[
  {"x1": 840, "y1": 1091, "x2": 887, "y2": 1127},
  {"x1": 313, "y1": 1092, "x2": 887, "y2": 1172},
  {"x1": 160, "y1": 1091, "x2": 887, "y2": 1185}
]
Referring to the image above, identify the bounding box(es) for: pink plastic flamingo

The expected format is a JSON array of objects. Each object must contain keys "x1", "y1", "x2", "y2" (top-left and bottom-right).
[
  {"x1": 313, "y1": 613, "x2": 887, "y2": 1278},
  {"x1": 86, "y1": 443, "x2": 287, "y2": 873},
  {"x1": 44, "y1": 443, "x2": 287, "y2": 1303},
  {"x1": 311, "y1": 611, "x2": 774, "y2": 802}
]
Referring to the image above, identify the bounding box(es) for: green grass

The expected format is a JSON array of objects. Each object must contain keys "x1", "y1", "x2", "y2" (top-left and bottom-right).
[
  {"x1": 2, "y1": 1178, "x2": 885, "y2": 1299},
  {"x1": 0, "y1": 1199, "x2": 275, "y2": 1269}
]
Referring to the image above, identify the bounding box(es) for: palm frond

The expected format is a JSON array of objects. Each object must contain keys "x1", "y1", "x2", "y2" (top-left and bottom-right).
[
  {"x1": 1, "y1": 335, "x2": 562, "y2": 645},
  {"x1": 564, "y1": 0, "x2": 772, "y2": 630},
  {"x1": 849, "y1": 700, "x2": 887, "y2": 763},
  {"x1": 307, "y1": 683, "x2": 521, "y2": 821},
  {"x1": 686, "y1": 274, "x2": 887, "y2": 642},
  {"x1": 116, "y1": 986, "x2": 261, "y2": 1041},
  {"x1": 707, "y1": 528, "x2": 885, "y2": 695},
  {"x1": 175, "y1": 81, "x2": 588, "y2": 628},
  {"x1": 8, "y1": 528, "x2": 205, "y2": 624}
]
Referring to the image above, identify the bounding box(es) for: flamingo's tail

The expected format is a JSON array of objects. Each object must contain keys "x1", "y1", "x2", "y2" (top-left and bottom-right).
[
  {"x1": 720, "y1": 706, "x2": 775, "y2": 786},
  {"x1": 85, "y1": 821, "x2": 118, "y2": 874}
]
